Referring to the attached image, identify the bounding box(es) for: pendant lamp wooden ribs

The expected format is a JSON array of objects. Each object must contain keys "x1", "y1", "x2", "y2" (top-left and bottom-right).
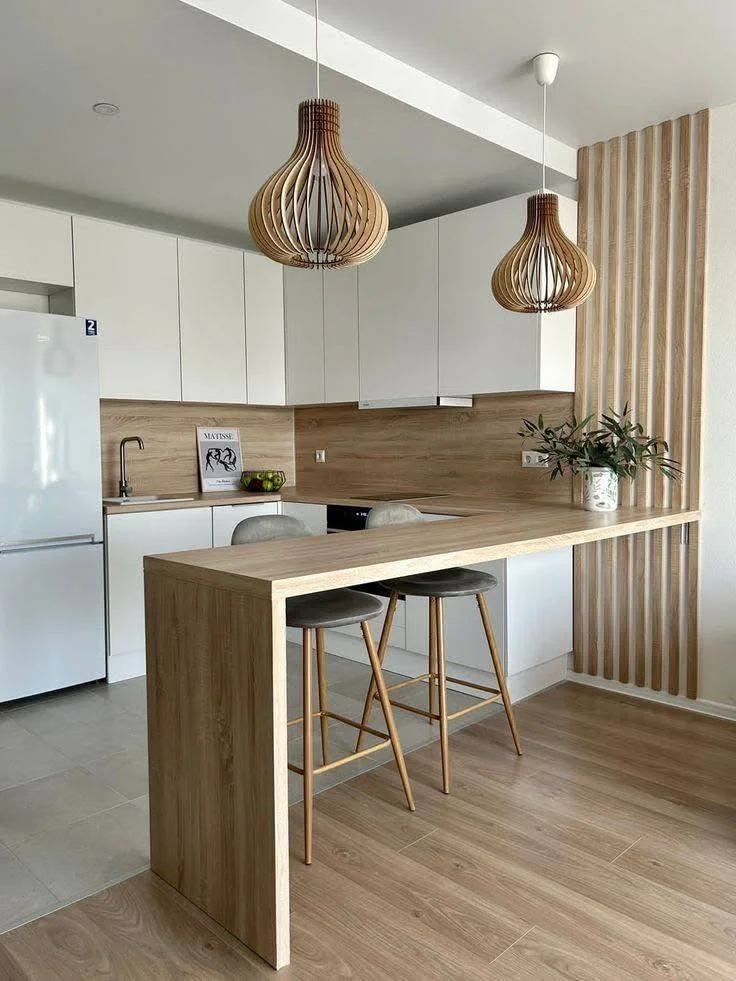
[
  {"x1": 492, "y1": 53, "x2": 596, "y2": 313},
  {"x1": 492, "y1": 192, "x2": 596, "y2": 312},
  {"x1": 249, "y1": 99, "x2": 388, "y2": 269}
]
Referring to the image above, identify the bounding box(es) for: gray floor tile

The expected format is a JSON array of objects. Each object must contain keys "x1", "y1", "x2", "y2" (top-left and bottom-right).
[
  {"x1": 0, "y1": 843, "x2": 61, "y2": 935},
  {"x1": 33, "y1": 712, "x2": 147, "y2": 767},
  {"x1": 13, "y1": 802, "x2": 150, "y2": 904},
  {"x1": 8, "y1": 686, "x2": 128, "y2": 738},
  {"x1": 0, "y1": 767, "x2": 126, "y2": 848},
  {"x1": 130, "y1": 794, "x2": 149, "y2": 817},
  {"x1": 0, "y1": 715, "x2": 33, "y2": 750},
  {"x1": 0, "y1": 729, "x2": 74, "y2": 792},
  {"x1": 94, "y1": 677, "x2": 148, "y2": 719},
  {"x1": 86, "y1": 745, "x2": 149, "y2": 800}
]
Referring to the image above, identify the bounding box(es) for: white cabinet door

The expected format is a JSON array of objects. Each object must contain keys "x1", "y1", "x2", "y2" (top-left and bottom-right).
[
  {"x1": 404, "y1": 514, "x2": 506, "y2": 675},
  {"x1": 324, "y1": 267, "x2": 359, "y2": 403},
  {"x1": 73, "y1": 217, "x2": 181, "y2": 400},
  {"x1": 358, "y1": 219, "x2": 439, "y2": 402},
  {"x1": 179, "y1": 239, "x2": 247, "y2": 404},
  {"x1": 281, "y1": 501, "x2": 327, "y2": 536},
  {"x1": 244, "y1": 253, "x2": 286, "y2": 405},
  {"x1": 284, "y1": 268, "x2": 324, "y2": 405},
  {"x1": 439, "y1": 193, "x2": 577, "y2": 395},
  {"x1": 0, "y1": 200, "x2": 73, "y2": 289},
  {"x1": 212, "y1": 502, "x2": 280, "y2": 547},
  {"x1": 506, "y1": 547, "x2": 572, "y2": 674},
  {"x1": 105, "y1": 508, "x2": 212, "y2": 680}
]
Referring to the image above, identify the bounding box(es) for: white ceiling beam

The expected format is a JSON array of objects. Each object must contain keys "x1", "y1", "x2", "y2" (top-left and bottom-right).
[{"x1": 177, "y1": 0, "x2": 577, "y2": 179}]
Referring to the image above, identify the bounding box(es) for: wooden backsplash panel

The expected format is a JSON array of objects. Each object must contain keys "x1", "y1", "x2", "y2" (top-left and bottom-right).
[
  {"x1": 295, "y1": 392, "x2": 574, "y2": 501},
  {"x1": 100, "y1": 400, "x2": 294, "y2": 496}
]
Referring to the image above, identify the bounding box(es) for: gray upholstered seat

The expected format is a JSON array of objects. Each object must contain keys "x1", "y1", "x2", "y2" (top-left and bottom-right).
[
  {"x1": 231, "y1": 513, "x2": 312, "y2": 545},
  {"x1": 383, "y1": 567, "x2": 497, "y2": 598},
  {"x1": 231, "y1": 512, "x2": 415, "y2": 866},
  {"x1": 231, "y1": 514, "x2": 384, "y2": 628},
  {"x1": 367, "y1": 503, "x2": 497, "y2": 599},
  {"x1": 287, "y1": 589, "x2": 383, "y2": 629}
]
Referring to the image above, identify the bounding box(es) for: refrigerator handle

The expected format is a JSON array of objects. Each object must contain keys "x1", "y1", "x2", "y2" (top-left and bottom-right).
[{"x1": 0, "y1": 533, "x2": 98, "y2": 554}]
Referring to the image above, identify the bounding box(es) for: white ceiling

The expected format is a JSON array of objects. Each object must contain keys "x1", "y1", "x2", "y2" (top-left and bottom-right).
[
  {"x1": 286, "y1": 0, "x2": 736, "y2": 146},
  {"x1": 0, "y1": 0, "x2": 558, "y2": 245}
]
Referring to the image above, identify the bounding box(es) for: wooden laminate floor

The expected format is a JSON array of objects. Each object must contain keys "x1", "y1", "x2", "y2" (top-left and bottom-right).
[{"x1": 1, "y1": 682, "x2": 735, "y2": 980}]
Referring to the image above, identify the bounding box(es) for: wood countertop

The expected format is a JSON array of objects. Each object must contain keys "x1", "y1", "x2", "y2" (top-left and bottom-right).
[
  {"x1": 104, "y1": 486, "x2": 567, "y2": 517},
  {"x1": 103, "y1": 490, "x2": 283, "y2": 515},
  {"x1": 145, "y1": 503, "x2": 700, "y2": 600}
]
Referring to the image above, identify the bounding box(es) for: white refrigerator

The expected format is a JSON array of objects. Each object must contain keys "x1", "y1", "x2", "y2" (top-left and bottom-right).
[{"x1": 0, "y1": 309, "x2": 105, "y2": 701}]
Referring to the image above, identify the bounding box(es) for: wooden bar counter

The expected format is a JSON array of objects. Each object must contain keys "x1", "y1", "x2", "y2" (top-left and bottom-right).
[{"x1": 143, "y1": 502, "x2": 699, "y2": 970}]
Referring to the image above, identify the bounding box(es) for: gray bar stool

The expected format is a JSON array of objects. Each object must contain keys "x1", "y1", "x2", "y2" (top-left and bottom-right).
[
  {"x1": 231, "y1": 514, "x2": 415, "y2": 865},
  {"x1": 355, "y1": 503, "x2": 521, "y2": 795}
]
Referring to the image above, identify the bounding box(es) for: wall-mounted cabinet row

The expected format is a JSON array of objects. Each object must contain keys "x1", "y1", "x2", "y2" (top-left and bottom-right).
[
  {"x1": 0, "y1": 193, "x2": 577, "y2": 406},
  {"x1": 286, "y1": 192, "x2": 578, "y2": 404}
]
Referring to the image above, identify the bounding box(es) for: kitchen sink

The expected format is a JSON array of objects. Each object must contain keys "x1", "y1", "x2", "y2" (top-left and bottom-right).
[{"x1": 103, "y1": 495, "x2": 196, "y2": 505}]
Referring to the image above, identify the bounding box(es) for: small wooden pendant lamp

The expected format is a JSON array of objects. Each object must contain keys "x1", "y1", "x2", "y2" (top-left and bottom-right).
[
  {"x1": 492, "y1": 53, "x2": 596, "y2": 313},
  {"x1": 248, "y1": 0, "x2": 388, "y2": 269}
]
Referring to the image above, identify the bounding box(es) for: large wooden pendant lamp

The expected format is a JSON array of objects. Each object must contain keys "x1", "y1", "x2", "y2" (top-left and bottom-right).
[
  {"x1": 248, "y1": 0, "x2": 388, "y2": 269},
  {"x1": 492, "y1": 53, "x2": 596, "y2": 313}
]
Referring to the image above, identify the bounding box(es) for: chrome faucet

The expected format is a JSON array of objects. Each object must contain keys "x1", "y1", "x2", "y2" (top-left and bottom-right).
[{"x1": 119, "y1": 436, "x2": 145, "y2": 498}]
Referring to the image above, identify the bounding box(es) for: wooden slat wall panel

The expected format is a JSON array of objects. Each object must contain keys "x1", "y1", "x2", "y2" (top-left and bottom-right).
[{"x1": 573, "y1": 110, "x2": 709, "y2": 699}]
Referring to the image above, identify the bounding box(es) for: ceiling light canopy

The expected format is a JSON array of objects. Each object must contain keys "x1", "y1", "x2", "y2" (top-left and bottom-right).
[
  {"x1": 491, "y1": 53, "x2": 596, "y2": 314},
  {"x1": 248, "y1": 0, "x2": 388, "y2": 268}
]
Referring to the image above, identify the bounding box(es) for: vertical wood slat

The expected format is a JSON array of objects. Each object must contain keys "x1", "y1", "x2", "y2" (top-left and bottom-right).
[
  {"x1": 573, "y1": 146, "x2": 591, "y2": 676},
  {"x1": 572, "y1": 111, "x2": 708, "y2": 700}
]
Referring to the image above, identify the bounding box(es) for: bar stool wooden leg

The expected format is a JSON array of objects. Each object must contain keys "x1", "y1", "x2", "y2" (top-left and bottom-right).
[
  {"x1": 355, "y1": 592, "x2": 399, "y2": 752},
  {"x1": 428, "y1": 597, "x2": 437, "y2": 725},
  {"x1": 476, "y1": 592, "x2": 522, "y2": 756},
  {"x1": 435, "y1": 598, "x2": 450, "y2": 794},
  {"x1": 315, "y1": 627, "x2": 330, "y2": 766},
  {"x1": 302, "y1": 628, "x2": 314, "y2": 865},
  {"x1": 360, "y1": 621, "x2": 415, "y2": 812}
]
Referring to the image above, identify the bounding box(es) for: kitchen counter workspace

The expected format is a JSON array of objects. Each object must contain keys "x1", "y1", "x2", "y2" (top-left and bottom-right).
[{"x1": 143, "y1": 503, "x2": 699, "y2": 970}]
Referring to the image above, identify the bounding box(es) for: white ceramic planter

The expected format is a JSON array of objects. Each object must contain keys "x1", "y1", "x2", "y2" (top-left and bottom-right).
[{"x1": 582, "y1": 467, "x2": 619, "y2": 511}]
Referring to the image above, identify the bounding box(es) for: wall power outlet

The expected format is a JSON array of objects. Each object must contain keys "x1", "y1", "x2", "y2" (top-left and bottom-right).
[{"x1": 521, "y1": 450, "x2": 549, "y2": 469}]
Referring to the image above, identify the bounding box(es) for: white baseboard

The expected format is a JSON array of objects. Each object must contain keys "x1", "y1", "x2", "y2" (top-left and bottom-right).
[
  {"x1": 107, "y1": 650, "x2": 145, "y2": 683},
  {"x1": 317, "y1": 627, "x2": 568, "y2": 704},
  {"x1": 566, "y1": 668, "x2": 736, "y2": 722}
]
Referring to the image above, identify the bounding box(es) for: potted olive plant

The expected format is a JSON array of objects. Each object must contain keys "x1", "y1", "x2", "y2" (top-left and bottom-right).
[{"x1": 518, "y1": 406, "x2": 681, "y2": 511}]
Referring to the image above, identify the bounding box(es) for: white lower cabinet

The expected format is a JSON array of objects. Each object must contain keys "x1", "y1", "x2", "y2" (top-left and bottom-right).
[
  {"x1": 280, "y1": 502, "x2": 327, "y2": 536},
  {"x1": 105, "y1": 508, "x2": 212, "y2": 682},
  {"x1": 213, "y1": 502, "x2": 280, "y2": 546}
]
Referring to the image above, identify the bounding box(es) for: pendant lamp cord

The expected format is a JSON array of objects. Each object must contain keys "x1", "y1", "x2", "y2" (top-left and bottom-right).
[
  {"x1": 541, "y1": 81, "x2": 547, "y2": 193},
  {"x1": 315, "y1": 0, "x2": 320, "y2": 99}
]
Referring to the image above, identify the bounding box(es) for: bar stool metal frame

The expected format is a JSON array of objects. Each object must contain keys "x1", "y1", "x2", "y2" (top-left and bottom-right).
[
  {"x1": 355, "y1": 504, "x2": 522, "y2": 794},
  {"x1": 231, "y1": 514, "x2": 415, "y2": 865}
]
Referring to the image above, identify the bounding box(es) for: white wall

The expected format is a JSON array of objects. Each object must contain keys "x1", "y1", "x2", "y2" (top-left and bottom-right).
[{"x1": 700, "y1": 102, "x2": 736, "y2": 708}]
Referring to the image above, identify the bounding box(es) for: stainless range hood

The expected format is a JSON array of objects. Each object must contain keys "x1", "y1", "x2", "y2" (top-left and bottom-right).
[{"x1": 358, "y1": 395, "x2": 473, "y2": 409}]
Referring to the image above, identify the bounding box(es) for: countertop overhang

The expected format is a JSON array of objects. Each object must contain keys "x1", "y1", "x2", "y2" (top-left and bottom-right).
[{"x1": 144, "y1": 503, "x2": 700, "y2": 601}]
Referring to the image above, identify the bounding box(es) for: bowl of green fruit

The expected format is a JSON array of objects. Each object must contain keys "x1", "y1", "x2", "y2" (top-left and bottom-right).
[{"x1": 241, "y1": 469, "x2": 286, "y2": 493}]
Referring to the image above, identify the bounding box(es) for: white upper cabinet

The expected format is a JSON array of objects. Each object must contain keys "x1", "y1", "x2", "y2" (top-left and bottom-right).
[
  {"x1": 284, "y1": 266, "x2": 359, "y2": 405},
  {"x1": 358, "y1": 219, "x2": 439, "y2": 403},
  {"x1": 439, "y1": 193, "x2": 577, "y2": 395},
  {"x1": 0, "y1": 200, "x2": 73, "y2": 289},
  {"x1": 284, "y1": 268, "x2": 325, "y2": 405},
  {"x1": 244, "y1": 252, "x2": 286, "y2": 406},
  {"x1": 324, "y1": 267, "x2": 359, "y2": 403},
  {"x1": 179, "y1": 239, "x2": 247, "y2": 404},
  {"x1": 73, "y1": 217, "x2": 181, "y2": 401}
]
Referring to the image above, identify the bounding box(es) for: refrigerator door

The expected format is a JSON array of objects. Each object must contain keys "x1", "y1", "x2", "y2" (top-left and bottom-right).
[
  {"x1": 0, "y1": 543, "x2": 105, "y2": 701},
  {"x1": 0, "y1": 311, "x2": 102, "y2": 547}
]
